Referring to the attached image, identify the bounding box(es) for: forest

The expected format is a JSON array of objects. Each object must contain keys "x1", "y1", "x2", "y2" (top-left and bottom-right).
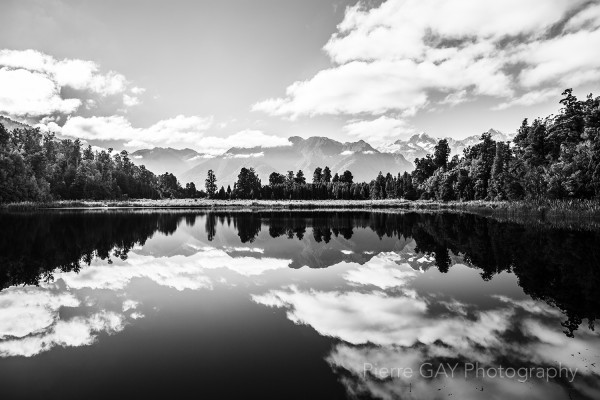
[
  {"x1": 0, "y1": 126, "x2": 202, "y2": 202},
  {"x1": 1, "y1": 89, "x2": 599, "y2": 203},
  {"x1": 209, "y1": 89, "x2": 600, "y2": 201}
]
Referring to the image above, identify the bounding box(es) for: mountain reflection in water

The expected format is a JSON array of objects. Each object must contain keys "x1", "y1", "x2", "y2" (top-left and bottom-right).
[{"x1": 0, "y1": 210, "x2": 598, "y2": 399}]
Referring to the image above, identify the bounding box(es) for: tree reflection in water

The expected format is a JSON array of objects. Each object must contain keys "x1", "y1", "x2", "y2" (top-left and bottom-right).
[
  {"x1": 0, "y1": 210, "x2": 598, "y2": 338},
  {"x1": 0, "y1": 210, "x2": 600, "y2": 398}
]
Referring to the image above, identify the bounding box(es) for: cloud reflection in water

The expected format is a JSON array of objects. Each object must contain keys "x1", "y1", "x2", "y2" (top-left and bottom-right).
[
  {"x1": 0, "y1": 211, "x2": 598, "y2": 399},
  {"x1": 253, "y1": 252, "x2": 600, "y2": 399},
  {"x1": 0, "y1": 244, "x2": 289, "y2": 357}
]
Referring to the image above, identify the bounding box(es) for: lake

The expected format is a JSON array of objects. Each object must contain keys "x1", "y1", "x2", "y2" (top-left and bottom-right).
[{"x1": 0, "y1": 210, "x2": 598, "y2": 399}]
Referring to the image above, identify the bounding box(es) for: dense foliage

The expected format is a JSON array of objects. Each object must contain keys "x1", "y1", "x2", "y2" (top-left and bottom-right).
[
  {"x1": 0, "y1": 125, "x2": 202, "y2": 202},
  {"x1": 2, "y1": 89, "x2": 598, "y2": 203},
  {"x1": 206, "y1": 89, "x2": 600, "y2": 201},
  {"x1": 412, "y1": 89, "x2": 600, "y2": 201}
]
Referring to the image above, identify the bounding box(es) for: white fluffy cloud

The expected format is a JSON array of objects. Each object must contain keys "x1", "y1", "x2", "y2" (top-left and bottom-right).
[
  {"x1": 0, "y1": 49, "x2": 128, "y2": 95},
  {"x1": 59, "y1": 115, "x2": 290, "y2": 153},
  {"x1": 517, "y1": 28, "x2": 600, "y2": 88},
  {"x1": 0, "y1": 68, "x2": 81, "y2": 116},
  {"x1": 254, "y1": 58, "x2": 511, "y2": 117},
  {"x1": 254, "y1": 0, "x2": 600, "y2": 118},
  {"x1": 0, "y1": 49, "x2": 140, "y2": 117},
  {"x1": 60, "y1": 114, "x2": 213, "y2": 149},
  {"x1": 493, "y1": 88, "x2": 558, "y2": 110},
  {"x1": 123, "y1": 94, "x2": 141, "y2": 107},
  {"x1": 343, "y1": 116, "x2": 416, "y2": 147},
  {"x1": 440, "y1": 89, "x2": 469, "y2": 107}
]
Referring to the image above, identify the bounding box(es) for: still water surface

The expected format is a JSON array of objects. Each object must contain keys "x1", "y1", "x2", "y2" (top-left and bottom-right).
[{"x1": 0, "y1": 210, "x2": 598, "y2": 399}]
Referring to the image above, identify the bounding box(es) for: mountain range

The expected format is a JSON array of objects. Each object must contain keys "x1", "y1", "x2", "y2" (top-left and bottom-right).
[
  {"x1": 133, "y1": 129, "x2": 512, "y2": 186},
  {"x1": 176, "y1": 136, "x2": 414, "y2": 187},
  {"x1": 130, "y1": 147, "x2": 204, "y2": 176},
  {"x1": 381, "y1": 129, "x2": 513, "y2": 163},
  {"x1": 0, "y1": 116, "x2": 30, "y2": 132},
  {"x1": 0, "y1": 115, "x2": 512, "y2": 187}
]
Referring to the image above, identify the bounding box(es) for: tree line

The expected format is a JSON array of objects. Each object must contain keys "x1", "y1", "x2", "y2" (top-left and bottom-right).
[
  {"x1": 204, "y1": 165, "x2": 368, "y2": 200},
  {"x1": 2, "y1": 88, "x2": 598, "y2": 203},
  {"x1": 411, "y1": 89, "x2": 600, "y2": 201},
  {"x1": 205, "y1": 89, "x2": 600, "y2": 201},
  {"x1": 0, "y1": 125, "x2": 203, "y2": 202}
]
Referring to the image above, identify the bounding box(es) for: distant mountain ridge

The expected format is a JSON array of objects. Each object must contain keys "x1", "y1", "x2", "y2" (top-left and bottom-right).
[
  {"x1": 132, "y1": 130, "x2": 513, "y2": 186},
  {"x1": 180, "y1": 136, "x2": 413, "y2": 187},
  {"x1": 1, "y1": 114, "x2": 512, "y2": 187},
  {"x1": 130, "y1": 147, "x2": 206, "y2": 176},
  {"x1": 0, "y1": 116, "x2": 30, "y2": 132},
  {"x1": 382, "y1": 129, "x2": 513, "y2": 163}
]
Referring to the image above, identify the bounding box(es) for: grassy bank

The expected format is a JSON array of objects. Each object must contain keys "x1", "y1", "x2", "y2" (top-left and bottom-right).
[
  {"x1": 1, "y1": 198, "x2": 431, "y2": 211},
  {"x1": 1, "y1": 197, "x2": 598, "y2": 214},
  {"x1": 2, "y1": 198, "x2": 599, "y2": 229}
]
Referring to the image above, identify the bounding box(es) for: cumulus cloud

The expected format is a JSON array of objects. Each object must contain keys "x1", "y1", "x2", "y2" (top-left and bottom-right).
[
  {"x1": 493, "y1": 88, "x2": 559, "y2": 110},
  {"x1": 0, "y1": 49, "x2": 140, "y2": 117},
  {"x1": 253, "y1": 0, "x2": 600, "y2": 118},
  {"x1": 59, "y1": 114, "x2": 212, "y2": 149},
  {"x1": 59, "y1": 115, "x2": 289, "y2": 153},
  {"x1": 130, "y1": 86, "x2": 146, "y2": 95},
  {"x1": 343, "y1": 116, "x2": 416, "y2": 147},
  {"x1": 122, "y1": 299, "x2": 140, "y2": 312},
  {"x1": 0, "y1": 68, "x2": 81, "y2": 116},
  {"x1": 516, "y1": 28, "x2": 600, "y2": 88},
  {"x1": 0, "y1": 49, "x2": 128, "y2": 95},
  {"x1": 123, "y1": 94, "x2": 141, "y2": 107},
  {"x1": 440, "y1": 89, "x2": 469, "y2": 107}
]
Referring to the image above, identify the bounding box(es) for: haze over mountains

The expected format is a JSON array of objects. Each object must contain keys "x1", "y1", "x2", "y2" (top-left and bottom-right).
[
  {"x1": 381, "y1": 129, "x2": 513, "y2": 162},
  {"x1": 0, "y1": 114, "x2": 511, "y2": 187},
  {"x1": 0, "y1": 116, "x2": 29, "y2": 132},
  {"x1": 177, "y1": 136, "x2": 414, "y2": 187},
  {"x1": 132, "y1": 128, "x2": 512, "y2": 186},
  {"x1": 130, "y1": 147, "x2": 204, "y2": 176}
]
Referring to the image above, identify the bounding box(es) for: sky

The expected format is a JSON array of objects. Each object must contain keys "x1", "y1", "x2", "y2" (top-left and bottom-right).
[{"x1": 1, "y1": 0, "x2": 600, "y2": 154}]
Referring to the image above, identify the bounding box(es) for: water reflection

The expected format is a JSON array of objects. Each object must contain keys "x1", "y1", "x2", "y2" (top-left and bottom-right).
[{"x1": 0, "y1": 210, "x2": 598, "y2": 399}]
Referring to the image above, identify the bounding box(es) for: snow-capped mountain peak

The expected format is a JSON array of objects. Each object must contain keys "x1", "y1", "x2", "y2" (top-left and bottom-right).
[{"x1": 381, "y1": 129, "x2": 514, "y2": 163}]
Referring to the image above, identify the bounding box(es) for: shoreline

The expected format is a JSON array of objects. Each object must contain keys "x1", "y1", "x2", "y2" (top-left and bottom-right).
[
  {"x1": 2, "y1": 199, "x2": 599, "y2": 230},
  {"x1": 2, "y1": 198, "x2": 599, "y2": 223}
]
